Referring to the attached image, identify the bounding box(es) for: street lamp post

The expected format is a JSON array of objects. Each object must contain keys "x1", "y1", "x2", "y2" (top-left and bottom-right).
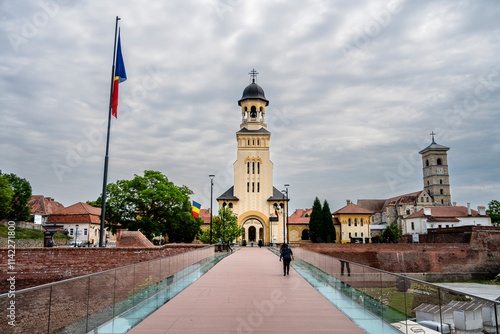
[
  {"x1": 209, "y1": 174, "x2": 215, "y2": 245},
  {"x1": 281, "y1": 191, "x2": 285, "y2": 244},
  {"x1": 74, "y1": 224, "x2": 79, "y2": 247},
  {"x1": 284, "y1": 184, "x2": 289, "y2": 243}
]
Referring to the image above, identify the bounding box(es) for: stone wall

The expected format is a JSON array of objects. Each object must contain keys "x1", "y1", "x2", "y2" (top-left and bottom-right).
[{"x1": 0, "y1": 244, "x2": 207, "y2": 293}]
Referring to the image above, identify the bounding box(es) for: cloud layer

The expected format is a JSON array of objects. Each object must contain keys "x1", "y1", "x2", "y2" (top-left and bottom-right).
[{"x1": 1, "y1": 0, "x2": 499, "y2": 212}]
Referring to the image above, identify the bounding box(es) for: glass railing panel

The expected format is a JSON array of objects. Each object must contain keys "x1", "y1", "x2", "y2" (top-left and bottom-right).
[
  {"x1": 375, "y1": 272, "x2": 411, "y2": 329},
  {"x1": 86, "y1": 270, "x2": 117, "y2": 332},
  {"x1": 0, "y1": 286, "x2": 51, "y2": 334},
  {"x1": 113, "y1": 265, "x2": 136, "y2": 317},
  {"x1": 48, "y1": 276, "x2": 89, "y2": 334},
  {"x1": 132, "y1": 262, "x2": 153, "y2": 305}
]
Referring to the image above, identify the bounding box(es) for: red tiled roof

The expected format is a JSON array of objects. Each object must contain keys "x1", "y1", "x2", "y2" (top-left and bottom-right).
[
  {"x1": 28, "y1": 195, "x2": 65, "y2": 216},
  {"x1": 405, "y1": 206, "x2": 484, "y2": 219},
  {"x1": 333, "y1": 203, "x2": 374, "y2": 215},
  {"x1": 199, "y1": 209, "x2": 212, "y2": 224},
  {"x1": 47, "y1": 202, "x2": 101, "y2": 224},
  {"x1": 358, "y1": 191, "x2": 423, "y2": 213}
]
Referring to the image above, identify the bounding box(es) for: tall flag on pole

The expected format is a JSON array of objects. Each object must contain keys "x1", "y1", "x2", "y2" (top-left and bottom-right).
[
  {"x1": 111, "y1": 31, "x2": 127, "y2": 118},
  {"x1": 192, "y1": 201, "x2": 201, "y2": 218},
  {"x1": 218, "y1": 210, "x2": 222, "y2": 224}
]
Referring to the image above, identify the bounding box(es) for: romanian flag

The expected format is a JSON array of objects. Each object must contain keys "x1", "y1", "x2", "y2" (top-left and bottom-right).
[
  {"x1": 192, "y1": 201, "x2": 201, "y2": 218},
  {"x1": 218, "y1": 211, "x2": 222, "y2": 224},
  {"x1": 274, "y1": 204, "x2": 279, "y2": 217},
  {"x1": 111, "y1": 32, "x2": 127, "y2": 118}
]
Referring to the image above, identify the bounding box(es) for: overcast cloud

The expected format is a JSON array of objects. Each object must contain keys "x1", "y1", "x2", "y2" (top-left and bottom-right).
[{"x1": 1, "y1": 0, "x2": 499, "y2": 213}]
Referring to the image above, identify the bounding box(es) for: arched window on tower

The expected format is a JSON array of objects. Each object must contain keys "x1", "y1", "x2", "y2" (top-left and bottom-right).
[
  {"x1": 426, "y1": 159, "x2": 429, "y2": 167},
  {"x1": 257, "y1": 182, "x2": 260, "y2": 192},
  {"x1": 252, "y1": 162, "x2": 255, "y2": 174},
  {"x1": 440, "y1": 179, "x2": 443, "y2": 184},
  {"x1": 440, "y1": 189, "x2": 443, "y2": 195},
  {"x1": 437, "y1": 158, "x2": 442, "y2": 165},
  {"x1": 223, "y1": 202, "x2": 227, "y2": 208},
  {"x1": 257, "y1": 162, "x2": 260, "y2": 174},
  {"x1": 250, "y1": 106, "x2": 257, "y2": 118},
  {"x1": 229, "y1": 203, "x2": 233, "y2": 209},
  {"x1": 247, "y1": 162, "x2": 250, "y2": 174},
  {"x1": 441, "y1": 199, "x2": 444, "y2": 204},
  {"x1": 247, "y1": 182, "x2": 249, "y2": 192}
]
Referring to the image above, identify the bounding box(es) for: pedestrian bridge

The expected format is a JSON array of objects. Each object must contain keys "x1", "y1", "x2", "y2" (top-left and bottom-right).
[{"x1": 1, "y1": 246, "x2": 499, "y2": 333}]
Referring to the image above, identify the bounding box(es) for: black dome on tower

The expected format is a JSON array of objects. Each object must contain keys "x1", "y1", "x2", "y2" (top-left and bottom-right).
[{"x1": 238, "y1": 69, "x2": 269, "y2": 106}]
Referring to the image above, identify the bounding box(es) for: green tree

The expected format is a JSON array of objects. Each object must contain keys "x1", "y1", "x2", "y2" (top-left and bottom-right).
[
  {"x1": 100, "y1": 170, "x2": 195, "y2": 242},
  {"x1": 382, "y1": 221, "x2": 402, "y2": 243},
  {"x1": 198, "y1": 207, "x2": 242, "y2": 244},
  {"x1": 321, "y1": 200, "x2": 336, "y2": 243},
  {"x1": 486, "y1": 200, "x2": 500, "y2": 226},
  {"x1": 165, "y1": 198, "x2": 203, "y2": 243},
  {"x1": 0, "y1": 172, "x2": 32, "y2": 221},
  {"x1": 308, "y1": 197, "x2": 323, "y2": 243},
  {"x1": 0, "y1": 175, "x2": 14, "y2": 218}
]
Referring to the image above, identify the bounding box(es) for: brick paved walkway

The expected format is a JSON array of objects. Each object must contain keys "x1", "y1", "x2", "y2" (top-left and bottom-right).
[{"x1": 127, "y1": 247, "x2": 365, "y2": 333}]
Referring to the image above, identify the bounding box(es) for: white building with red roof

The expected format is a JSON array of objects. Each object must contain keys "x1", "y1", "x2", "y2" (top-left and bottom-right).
[
  {"x1": 46, "y1": 202, "x2": 103, "y2": 245},
  {"x1": 403, "y1": 205, "x2": 491, "y2": 235}
]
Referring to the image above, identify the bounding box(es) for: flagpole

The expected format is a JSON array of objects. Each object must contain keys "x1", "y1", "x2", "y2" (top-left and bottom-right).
[{"x1": 99, "y1": 16, "x2": 120, "y2": 247}]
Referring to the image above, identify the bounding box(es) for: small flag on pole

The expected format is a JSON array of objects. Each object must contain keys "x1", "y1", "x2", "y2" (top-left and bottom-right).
[
  {"x1": 218, "y1": 211, "x2": 222, "y2": 223},
  {"x1": 192, "y1": 201, "x2": 201, "y2": 218},
  {"x1": 274, "y1": 204, "x2": 279, "y2": 217},
  {"x1": 111, "y1": 32, "x2": 127, "y2": 118}
]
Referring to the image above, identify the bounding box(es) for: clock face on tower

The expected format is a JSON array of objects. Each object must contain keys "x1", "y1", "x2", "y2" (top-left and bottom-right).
[{"x1": 437, "y1": 167, "x2": 444, "y2": 174}]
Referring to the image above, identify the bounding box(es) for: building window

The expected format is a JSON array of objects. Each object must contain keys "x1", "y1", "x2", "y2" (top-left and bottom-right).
[
  {"x1": 360, "y1": 218, "x2": 364, "y2": 226},
  {"x1": 247, "y1": 182, "x2": 249, "y2": 192},
  {"x1": 257, "y1": 139, "x2": 260, "y2": 146},
  {"x1": 247, "y1": 139, "x2": 250, "y2": 146},
  {"x1": 348, "y1": 218, "x2": 351, "y2": 226},
  {"x1": 251, "y1": 106, "x2": 257, "y2": 117},
  {"x1": 354, "y1": 218, "x2": 357, "y2": 226},
  {"x1": 69, "y1": 228, "x2": 74, "y2": 236},
  {"x1": 411, "y1": 222, "x2": 415, "y2": 230},
  {"x1": 437, "y1": 158, "x2": 442, "y2": 165},
  {"x1": 253, "y1": 162, "x2": 255, "y2": 174},
  {"x1": 441, "y1": 199, "x2": 444, "y2": 204},
  {"x1": 229, "y1": 203, "x2": 233, "y2": 209},
  {"x1": 247, "y1": 162, "x2": 250, "y2": 174},
  {"x1": 406, "y1": 209, "x2": 410, "y2": 215},
  {"x1": 252, "y1": 182, "x2": 255, "y2": 192},
  {"x1": 361, "y1": 232, "x2": 364, "y2": 237},
  {"x1": 355, "y1": 232, "x2": 358, "y2": 237},
  {"x1": 257, "y1": 162, "x2": 260, "y2": 174},
  {"x1": 84, "y1": 228, "x2": 88, "y2": 236},
  {"x1": 257, "y1": 182, "x2": 260, "y2": 192},
  {"x1": 223, "y1": 202, "x2": 227, "y2": 207},
  {"x1": 426, "y1": 159, "x2": 429, "y2": 167},
  {"x1": 440, "y1": 189, "x2": 444, "y2": 195},
  {"x1": 253, "y1": 139, "x2": 255, "y2": 145},
  {"x1": 95, "y1": 229, "x2": 98, "y2": 236},
  {"x1": 427, "y1": 197, "x2": 430, "y2": 202},
  {"x1": 349, "y1": 232, "x2": 351, "y2": 238},
  {"x1": 440, "y1": 179, "x2": 443, "y2": 184},
  {"x1": 438, "y1": 224, "x2": 442, "y2": 228}
]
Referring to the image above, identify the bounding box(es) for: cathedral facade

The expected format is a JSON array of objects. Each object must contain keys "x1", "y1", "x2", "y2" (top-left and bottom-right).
[{"x1": 217, "y1": 72, "x2": 287, "y2": 245}]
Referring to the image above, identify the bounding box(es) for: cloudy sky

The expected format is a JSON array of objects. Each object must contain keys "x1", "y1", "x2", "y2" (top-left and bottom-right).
[{"x1": 1, "y1": 0, "x2": 499, "y2": 214}]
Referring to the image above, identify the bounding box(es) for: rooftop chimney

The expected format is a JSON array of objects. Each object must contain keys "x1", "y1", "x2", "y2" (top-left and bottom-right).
[
  {"x1": 467, "y1": 203, "x2": 471, "y2": 216},
  {"x1": 424, "y1": 207, "x2": 432, "y2": 216},
  {"x1": 478, "y1": 206, "x2": 486, "y2": 216},
  {"x1": 346, "y1": 200, "x2": 351, "y2": 205}
]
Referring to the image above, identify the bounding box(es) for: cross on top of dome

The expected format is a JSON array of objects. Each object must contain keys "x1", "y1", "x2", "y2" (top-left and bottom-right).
[{"x1": 249, "y1": 68, "x2": 259, "y2": 83}]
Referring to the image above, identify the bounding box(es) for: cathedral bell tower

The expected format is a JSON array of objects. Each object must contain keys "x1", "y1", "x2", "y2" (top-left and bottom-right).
[
  {"x1": 420, "y1": 132, "x2": 452, "y2": 206},
  {"x1": 217, "y1": 69, "x2": 286, "y2": 245}
]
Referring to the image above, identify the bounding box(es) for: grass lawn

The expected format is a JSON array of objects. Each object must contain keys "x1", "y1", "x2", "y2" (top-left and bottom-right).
[{"x1": 0, "y1": 224, "x2": 71, "y2": 239}]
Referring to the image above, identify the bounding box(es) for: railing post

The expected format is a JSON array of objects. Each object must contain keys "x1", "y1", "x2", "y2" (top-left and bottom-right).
[{"x1": 47, "y1": 285, "x2": 53, "y2": 334}]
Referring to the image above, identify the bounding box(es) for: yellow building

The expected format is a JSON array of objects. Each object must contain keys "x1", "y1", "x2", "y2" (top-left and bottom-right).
[
  {"x1": 333, "y1": 201, "x2": 373, "y2": 243},
  {"x1": 217, "y1": 70, "x2": 288, "y2": 245}
]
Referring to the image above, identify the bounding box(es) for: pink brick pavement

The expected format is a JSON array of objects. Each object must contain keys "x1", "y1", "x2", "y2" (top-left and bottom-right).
[{"x1": 127, "y1": 247, "x2": 365, "y2": 333}]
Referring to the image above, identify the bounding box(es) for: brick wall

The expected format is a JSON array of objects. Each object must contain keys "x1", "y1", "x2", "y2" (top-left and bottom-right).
[
  {"x1": 301, "y1": 242, "x2": 500, "y2": 274},
  {"x1": 0, "y1": 244, "x2": 207, "y2": 293}
]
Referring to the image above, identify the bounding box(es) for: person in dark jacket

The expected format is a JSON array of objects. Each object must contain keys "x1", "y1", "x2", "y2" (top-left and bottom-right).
[{"x1": 279, "y1": 243, "x2": 294, "y2": 276}]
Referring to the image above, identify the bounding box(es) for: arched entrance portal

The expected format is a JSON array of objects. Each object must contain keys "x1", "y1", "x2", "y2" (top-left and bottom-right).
[{"x1": 242, "y1": 218, "x2": 265, "y2": 245}]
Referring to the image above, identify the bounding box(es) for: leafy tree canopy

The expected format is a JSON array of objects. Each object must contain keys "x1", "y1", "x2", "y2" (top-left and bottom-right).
[
  {"x1": 198, "y1": 207, "x2": 242, "y2": 244},
  {"x1": 94, "y1": 170, "x2": 198, "y2": 242},
  {"x1": 382, "y1": 221, "x2": 402, "y2": 243},
  {"x1": 486, "y1": 200, "x2": 500, "y2": 226},
  {"x1": 0, "y1": 172, "x2": 32, "y2": 221}
]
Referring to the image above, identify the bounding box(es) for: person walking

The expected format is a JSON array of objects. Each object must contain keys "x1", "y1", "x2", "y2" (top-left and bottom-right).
[
  {"x1": 218, "y1": 238, "x2": 222, "y2": 252},
  {"x1": 226, "y1": 239, "x2": 233, "y2": 253},
  {"x1": 279, "y1": 243, "x2": 294, "y2": 276}
]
